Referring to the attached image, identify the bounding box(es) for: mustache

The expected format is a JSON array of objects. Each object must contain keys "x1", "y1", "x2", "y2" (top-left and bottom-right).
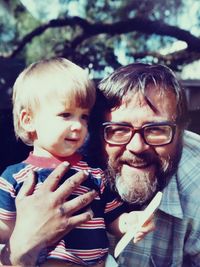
[{"x1": 119, "y1": 151, "x2": 157, "y2": 166}]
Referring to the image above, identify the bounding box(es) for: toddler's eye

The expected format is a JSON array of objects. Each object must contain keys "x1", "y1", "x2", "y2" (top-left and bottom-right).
[
  {"x1": 58, "y1": 113, "x2": 71, "y2": 118},
  {"x1": 82, "y1": 114, "x2": 89, "y2": 122}
]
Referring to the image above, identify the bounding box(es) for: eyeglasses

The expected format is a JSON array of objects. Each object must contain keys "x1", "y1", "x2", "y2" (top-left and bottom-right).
[{"x1": 102, "y1": 121, "x2": 176, "y2": 146}]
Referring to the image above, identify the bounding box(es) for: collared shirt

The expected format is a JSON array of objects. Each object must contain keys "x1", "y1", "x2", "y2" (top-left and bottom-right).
[{"x1": 112, "y1": 130, "x2": 200, "y2": 267}]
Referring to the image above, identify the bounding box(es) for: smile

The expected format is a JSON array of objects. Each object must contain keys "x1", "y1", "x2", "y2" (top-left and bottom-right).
[
  {"x1": 123, "y1": 162, "x2": 152, "y2": 169},
  {"x1": 65, "y1": 138, "x2": 79, "y2": 142}
]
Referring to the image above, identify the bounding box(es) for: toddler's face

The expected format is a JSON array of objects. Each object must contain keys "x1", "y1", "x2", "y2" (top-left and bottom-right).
[{"x1": 30, "y1": 98, "x2": 89, "y2": 158}]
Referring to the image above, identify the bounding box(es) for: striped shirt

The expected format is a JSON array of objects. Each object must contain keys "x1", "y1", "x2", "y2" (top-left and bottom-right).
[
  {"x1": 112, "y1": 131, "x2": 200, "y2": 267},
  {"x1": 0, "y1": 153, "x2": 126, "y2": 266}
]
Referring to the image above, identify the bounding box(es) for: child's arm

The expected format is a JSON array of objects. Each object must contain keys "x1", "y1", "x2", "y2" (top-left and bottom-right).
[
  {"x1": 0, "y1": 219, "x2": 15, "y2": 244},
  {"x1": 107, "y1": 211, "x2": 155, "y2": 242}
]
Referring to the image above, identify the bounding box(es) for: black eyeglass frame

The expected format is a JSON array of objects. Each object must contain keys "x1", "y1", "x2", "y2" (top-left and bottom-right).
[{"x1": 102, "y1": 121, "x2": 177, "y2": 146}]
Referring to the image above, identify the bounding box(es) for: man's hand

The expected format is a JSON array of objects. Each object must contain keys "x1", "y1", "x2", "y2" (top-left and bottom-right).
[{"x1": 3, "y1": 162, "x2": 97, "y2": 266}]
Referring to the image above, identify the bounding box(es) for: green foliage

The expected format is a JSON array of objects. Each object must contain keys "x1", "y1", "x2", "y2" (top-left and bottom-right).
[{"x1": 0, "y1": 0, "x2": 199, "y2": 78}]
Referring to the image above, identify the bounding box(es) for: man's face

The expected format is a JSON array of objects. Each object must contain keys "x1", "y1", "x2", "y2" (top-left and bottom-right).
[{"x1": 104, "y1": 88, "x2": 183, "y2": 205}]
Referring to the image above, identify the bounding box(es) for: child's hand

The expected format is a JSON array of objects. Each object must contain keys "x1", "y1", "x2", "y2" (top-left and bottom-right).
[
  {"x1": 119, "y1": 211, "x2": 155, "y2": 243},
  {"x1": 133, "y1": 211, "x2": 155, "y2": 243}
]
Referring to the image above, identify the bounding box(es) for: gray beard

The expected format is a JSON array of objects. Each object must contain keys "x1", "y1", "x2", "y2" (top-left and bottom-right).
[
  {"x1": 105, "y1": 140, "x2": 183, "y2": 205},
  {"x1": 115, "y1": 172, "x2": 158, "y2": 204}
]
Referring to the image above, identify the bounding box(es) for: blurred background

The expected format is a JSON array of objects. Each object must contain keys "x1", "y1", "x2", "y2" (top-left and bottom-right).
[{"x1": 0, "y1": 0, "x2": 200, "y2": 172}]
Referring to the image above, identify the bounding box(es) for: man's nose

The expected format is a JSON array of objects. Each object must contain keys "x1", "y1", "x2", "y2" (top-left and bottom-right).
[{"x1": 126, "y1": 132, "x2": 149, "y2": 153}]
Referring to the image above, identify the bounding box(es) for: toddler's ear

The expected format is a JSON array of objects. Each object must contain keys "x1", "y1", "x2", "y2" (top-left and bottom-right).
[{"x1": 20, "y1": 109, "x2": 35, "y2": 132}]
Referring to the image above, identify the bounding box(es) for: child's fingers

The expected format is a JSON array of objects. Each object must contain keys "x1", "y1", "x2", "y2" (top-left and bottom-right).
[
  {"x1": 141, "y1": 218, "x2": 155, "y2": 233},
  {"x1": 134, "y1": 231, "x2": 145, "y2": 243},
  {"x1": 142, "y1": 213, "x2": 154, "y2": 227},
  {"x1": 133, "y1": 217, "x2": 156, "y2": 243}
]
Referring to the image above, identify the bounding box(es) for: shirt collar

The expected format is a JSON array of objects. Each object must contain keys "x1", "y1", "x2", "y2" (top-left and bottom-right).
[{"x1": 24, "y1": 152, "x2": 82, "y2": 168}]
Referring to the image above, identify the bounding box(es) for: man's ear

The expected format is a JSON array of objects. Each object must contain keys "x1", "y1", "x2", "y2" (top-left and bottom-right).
[{"x1": 20, "y1": 109, "x2": 35, "y2": 132}]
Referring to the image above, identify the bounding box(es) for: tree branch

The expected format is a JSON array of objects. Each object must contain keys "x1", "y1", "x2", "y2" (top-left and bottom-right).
[
  {"x1": 131, "y1": 49, "x2": 200, "y2": 70},
  {"x1": 10, "y1": 16, "x2": 90, "y2": 58},
  {"x1": 8, "y1": 16, "x2": 200, "y2": 59}
]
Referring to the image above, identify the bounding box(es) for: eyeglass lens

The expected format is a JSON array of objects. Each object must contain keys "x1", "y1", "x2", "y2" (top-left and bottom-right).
[
  {"x1": 104, "y1": 124, "x2": 174, "y2": 145},
  {"x1": 144, "y1": 125, "x2": 173, "y2": 145}
]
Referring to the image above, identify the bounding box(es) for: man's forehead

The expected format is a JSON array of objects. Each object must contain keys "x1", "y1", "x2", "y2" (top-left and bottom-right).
[
  {"x1": 105, "y1": 88, "x2": 177, "y2": 123},
  {"x1": 120, "y1": 88, "x2": 175, "y2": 107},
  {"x1": 121, "y1": 91, "x2": 147, "y2": 107}
]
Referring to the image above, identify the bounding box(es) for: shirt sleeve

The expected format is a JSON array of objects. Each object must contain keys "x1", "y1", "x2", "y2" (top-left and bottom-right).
[
  {"x1": 0, "y1": 167, "x2": 17, "y2": 220},
  {"x1": 101, "y1": 183, "x2": 128, "y2": 225}
]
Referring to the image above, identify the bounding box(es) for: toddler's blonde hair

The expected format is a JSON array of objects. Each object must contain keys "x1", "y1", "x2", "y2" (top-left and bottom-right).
[{"x1": 12, "y1": 57, "x2": 96, "y2": 145}]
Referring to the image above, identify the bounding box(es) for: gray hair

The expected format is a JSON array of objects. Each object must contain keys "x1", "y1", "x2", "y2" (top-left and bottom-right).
[{"x1": 99, "y1": 63, "x2": 188, "y2": 128}]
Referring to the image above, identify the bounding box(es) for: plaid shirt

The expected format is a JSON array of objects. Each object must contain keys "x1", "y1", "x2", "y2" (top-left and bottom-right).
[{"x1": 112, "y1": 130, "x2": 200, "y2": 267}]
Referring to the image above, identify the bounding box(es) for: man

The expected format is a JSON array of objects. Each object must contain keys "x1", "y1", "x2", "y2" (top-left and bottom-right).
[
  {"x1": 95, "y1": 63, "x2": 200, "y2": 266},
  {"x1": 1, "y1": 63, "x2": 200, "y2": 266}
]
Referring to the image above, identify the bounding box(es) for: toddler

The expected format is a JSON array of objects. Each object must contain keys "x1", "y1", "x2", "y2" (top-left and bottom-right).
[{"x1": 0, "y1": 58, "x2": 149, "y2": 267}]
